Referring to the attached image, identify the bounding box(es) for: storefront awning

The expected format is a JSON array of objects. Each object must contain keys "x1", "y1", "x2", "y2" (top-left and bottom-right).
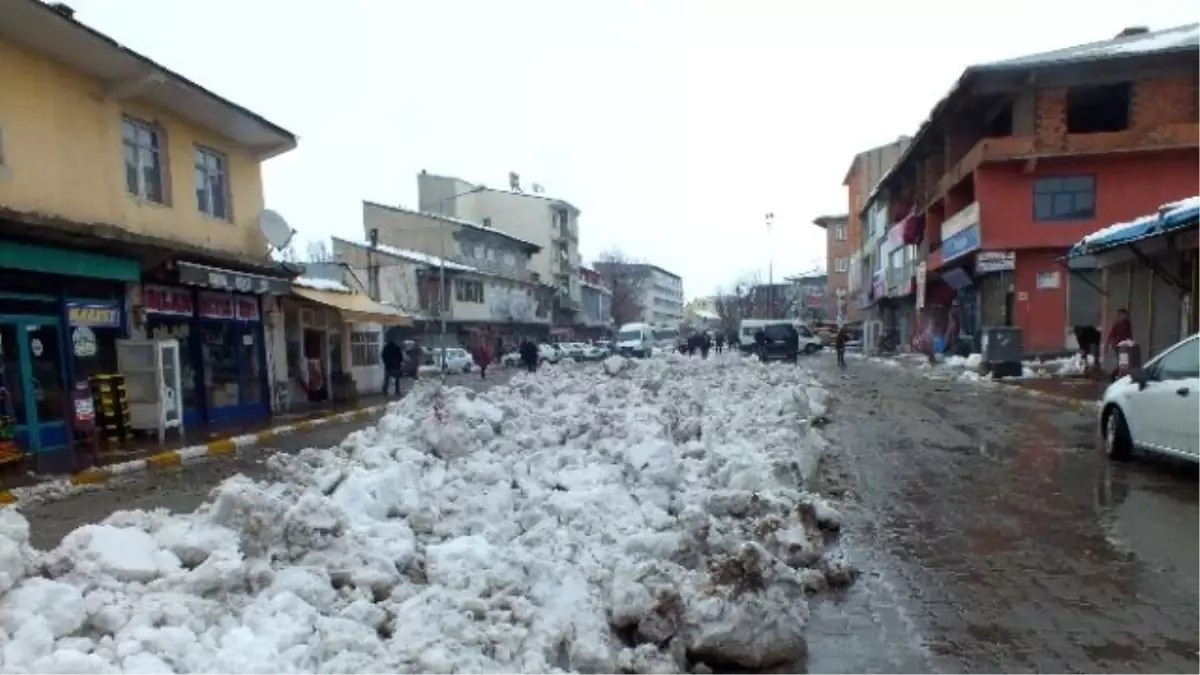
[
  {"x1": 1067, "y1": 195, "x2": 1199, "y2": 258},
  {"x1": 291, "y1": 287, "x2": 412, "y2": 326}
]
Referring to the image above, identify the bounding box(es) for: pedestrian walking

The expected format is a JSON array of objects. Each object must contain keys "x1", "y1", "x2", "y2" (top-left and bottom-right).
[
  {"x1": 715, "y1": 334, "x2": 725, "y2": 354},
  {"x1": 834, "y1": 325, "x2": 848, "y2": 368},
  {"x1": 519, "y1": 338, "x2": 539, "y2": 373},
  {"x1": 700, "y1": 332, "x2": 712, "y2": 359},
  {"x1": 475, "y1": 342, "x2": 493, "y2": 379},
  {"x1": 381, "y1": 337, "x2": 403, "y2": 396}
]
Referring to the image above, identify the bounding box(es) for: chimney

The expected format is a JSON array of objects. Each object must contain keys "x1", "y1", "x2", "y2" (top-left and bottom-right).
[
  {"x1": 1116, "y1": 26, "x2": 1149, "y2": 38},
  {"x1": 47, "y1": 2, "x2": 75, "y2": 19}
]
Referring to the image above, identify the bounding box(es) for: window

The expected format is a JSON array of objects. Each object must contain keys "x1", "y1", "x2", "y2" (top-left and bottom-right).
[
  {"x1": 485, "y1": 248, "x2": 496, "y2": 261},
  {"x1": 472, "y1": 244, "x2": 484, "y2": 259},
  {"x1": 122, "y1": 117, "x2": 164, "y2": 203},
  {"x1": 1034, "y1": 176, "x2": 1095, "y2": 221},
  {"x1": 195, "y1": 147, "x2": 230, "y2": 220},
  {"x1": 834, "y1": 224, "x2": 847, "y2": 241},
  {"x1": 1153, "y1": 337, "x2": 1199, "y2": 380},
  {"x1": 350, "y1": 331, "x2": 381, "y2": 367},
  {"x1": 834, "y1": 257, "x2": 849, "y2": 273},
  {"x1": 1066, "y1": 83, "x2": 1130, "y2": 134},
  {"x1": 502, "y1": 252, "x2": 517, "y2": 267},
  {"x1": 455, "y1": 279, "x2": 484, "y2": 303}
]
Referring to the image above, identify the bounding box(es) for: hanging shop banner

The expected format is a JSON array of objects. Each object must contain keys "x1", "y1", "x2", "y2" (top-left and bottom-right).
[
  {"x1": 942, "y1": 223, "x2": 981, "y2": 264},
  {"x1": 67, "y1": 301, "x2": 122, "y2": 328},
  {"x1": 915, "y1": 262, "x2": 928, "y2": 310},
  {"x1": 143, "y1": 285, "x2": 194, "y2": 316},
  {"x1": 976, "y1": 251, "x2": 1015, "y2": 273},
  {"x1": 235, "y1": 297, "x2": 261, "y2": 321},
  {"x1": 198, "y1": 292, "x2": 236, "y2": 320},
  {"x1": 177, "y1": 261, "x2": 291, "y2": 295}
]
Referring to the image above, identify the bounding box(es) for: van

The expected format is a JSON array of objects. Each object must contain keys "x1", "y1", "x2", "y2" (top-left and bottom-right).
[
  {"x1": 738, "y1": 319, "x2": 822, "y2": 354},
  {"x1": 615, "y1": 322, "x2": 655, "y2": 358}
]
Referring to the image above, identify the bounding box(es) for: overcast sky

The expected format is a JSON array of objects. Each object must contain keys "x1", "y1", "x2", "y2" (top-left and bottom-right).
[{"x1": 68, "y1": 0, "x2": 1197, "y2": 299}]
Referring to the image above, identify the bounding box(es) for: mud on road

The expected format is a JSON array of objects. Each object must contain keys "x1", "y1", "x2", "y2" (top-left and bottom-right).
[{"x1": 802, "y1": 356, "x2": 1198, "y2": 674}]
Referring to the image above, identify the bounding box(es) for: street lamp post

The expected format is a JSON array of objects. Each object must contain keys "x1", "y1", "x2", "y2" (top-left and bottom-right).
[
  {"x1": 437, "y1": 186, "x2": 486, "y2": 380},
  {"x1": 765, "y1": 212, "x2": 775, "y2": 318}
]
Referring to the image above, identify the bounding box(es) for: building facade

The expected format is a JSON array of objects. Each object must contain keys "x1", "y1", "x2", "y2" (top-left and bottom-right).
[
  {"x1": 812, "y1": 215, "x2": 851, "y2": 322},
  {"x1": 592, "y1": 262, "x2": 684, "y2": 328},
  {"x1": 416, "y1": 172, "x2": 583, "y2": 327},
  {"x1": 841, "y1": 138, "x2": 911, "y2": 325},
  {"x1": 0, "y1": 0, "x2": 298, "y2": 470},
  {"x1": 352, "y1": 204, "x2": 550, "y2": 343},
  {"x1": 868, "y1": 24, "x2": 1199, "y2": 356},
  {"x1": 577, "y1": 267, "x2": 613, "y2": 339}
]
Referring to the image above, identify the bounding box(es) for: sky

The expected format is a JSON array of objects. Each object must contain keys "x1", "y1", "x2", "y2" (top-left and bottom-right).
[{"x1": 67, "y1": 0, "x2": 1198, "y2": 299}]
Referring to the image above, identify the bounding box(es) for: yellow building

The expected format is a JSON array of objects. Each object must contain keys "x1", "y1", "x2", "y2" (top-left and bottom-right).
[{"x1": 0, "y1": 0, "x2": 298, "y2": 466}]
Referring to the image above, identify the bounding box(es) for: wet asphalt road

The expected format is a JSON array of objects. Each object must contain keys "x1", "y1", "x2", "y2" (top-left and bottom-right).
[
  {"x1": 22, "y1": 369, "x2": 514, "y2": 551},
  {"x1": 803, "y1": 354, "x2": 1199, "y2": 674}
]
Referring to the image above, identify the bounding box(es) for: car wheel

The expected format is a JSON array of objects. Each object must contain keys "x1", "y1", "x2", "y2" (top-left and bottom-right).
[
  {"x1": 1103, "y1": 405, "x2": 1133, "y2": 461},
  {"x1": 804, "y1": 343, "x2": 819, "y2": 354}
]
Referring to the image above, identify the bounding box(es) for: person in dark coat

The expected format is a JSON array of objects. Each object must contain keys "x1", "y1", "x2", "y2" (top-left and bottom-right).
[
  {"x1": 834, "y1": 325, "x2": 848, "y2": 368},
  {"x1": 1105, "y1": 308, "x2": 1134, "y2": 381},
  {"x1": 715, "y1": 333, "x2": 725, "y2": 354},
  {"x1": 519, "y1": 338, "x2": 539, "y2": 373},
  {"x1": 754, "y1": 329, "x2": 767, "y2": 361},
  {"x1": 785, "y1": 326, "x2": 800, "y2": 364},
  {"x1": 381, "y1": 338, "x2": 403, "y2": 395},
  {"x1": 700, "y1": 332, "x2": 712, "y2": 359}
]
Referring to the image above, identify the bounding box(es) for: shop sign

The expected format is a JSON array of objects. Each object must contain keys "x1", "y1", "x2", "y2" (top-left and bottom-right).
[
  {"x1": 941, "y1": 201, "x2": 979, "y2": 241},
  {"x1": 198, "y1": 292, "x2": 235, "y2": 319},
  {"x1": 235, "y1": 297, "x2": 261, "y2": 321},
  {"x1": 942, "y1": 223, "x2": 981, "y2": 264},
  {"x1": 871, "y1": 270, "x2": 886, "y2": 299},
  {"x1": 67, "y1": 301, "x2": 122, "y2": 328},
  {"x1": 976, "y1": 251, "x2": 1015, "y2": 273},
  {"x1": 177, "y1": 261, "x2": 291, "y2": 295},
  {"x1": 915, "y1": 262, "x2": 927, "y2": 310},
  {"x1": 144, "y1": 285, "x2": 194, "y2": 316}
]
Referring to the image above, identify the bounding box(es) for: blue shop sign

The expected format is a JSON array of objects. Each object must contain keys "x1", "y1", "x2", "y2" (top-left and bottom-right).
[{"x1": 943, "y1": 223, "x2": 981, "y2": 263}]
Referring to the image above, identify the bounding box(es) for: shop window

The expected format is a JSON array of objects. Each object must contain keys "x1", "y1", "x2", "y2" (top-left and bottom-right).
[
  {"x1": 455, "y1": 279, "x2": 485, "y2": 303},
  {"x1": 351, "y1": 331, "x2": 381, "y2": 367},
  {"x1": 71, "y1": 325, "x2": 120, "y2": 378},
  {"x1": 1033, "y1": 176, "x2": 1095, "y2": 221},
  {"x1": 195, "y1": 146, "x2": 230, "y2": 220},
  {"x1": 122, "y1": 116, "x2": 165, "y2": 203}
]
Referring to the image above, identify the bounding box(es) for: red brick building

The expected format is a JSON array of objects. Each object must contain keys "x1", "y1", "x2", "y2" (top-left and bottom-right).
[
  {"x1": 867, "y1": 25, "x2": 1199, "y2": 354},
  {"x1": 812, "y1": 214, "x2": 850, "y2": 321}
]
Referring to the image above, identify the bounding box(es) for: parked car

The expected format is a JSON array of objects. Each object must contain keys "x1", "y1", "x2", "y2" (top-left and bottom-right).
[
  {"x1": 1100, "y1": 333, "x2": 1199, "y2": 462},
  {"x1": 593, "y1": 340, "x2": 613, "y2": 354},
  {"x1": 500, "y1": 350, "x2": 523, "y2": 367},
  {"x1": 558, "y1": 342, "x2": 587, "y2": 360},
  {"x1": 432, "y1": 347, "x2": 475, "y2": 373},
  {"x1": 615, "y1": 323, "x2": 655, "y2": 358},
  {"x1": 539, "y1": 343, "x2": 564, "y2": 364}
]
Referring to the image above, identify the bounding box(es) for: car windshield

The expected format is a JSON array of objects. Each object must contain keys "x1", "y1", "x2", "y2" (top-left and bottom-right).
[{"x1": 617, "y1": 330, "x2": 641, "y2": 342}]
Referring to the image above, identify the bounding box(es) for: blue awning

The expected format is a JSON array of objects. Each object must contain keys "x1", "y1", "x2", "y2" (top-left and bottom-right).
[{"x1": 1067, "y1": 196, "x2": 1200, "y2": 257}]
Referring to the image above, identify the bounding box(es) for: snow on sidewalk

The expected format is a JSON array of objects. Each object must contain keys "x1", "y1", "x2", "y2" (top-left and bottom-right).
[{"x1": 0, "y1": 352, "x2": 846, "y2": 674}]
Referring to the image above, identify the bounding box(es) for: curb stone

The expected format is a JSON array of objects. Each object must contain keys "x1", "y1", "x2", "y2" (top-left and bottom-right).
[{"x1": 0, "y1": 403, "x2": 391, "y2": 507}]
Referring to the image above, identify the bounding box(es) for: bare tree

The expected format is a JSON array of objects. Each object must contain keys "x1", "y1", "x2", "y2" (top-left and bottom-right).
[
  {"x1": 273, "y1": 243, "x2": 300, "y2": 263},
  {"x1": 306, "y1": 239, "x2": 335, "y2": 263},
  {"x1": 592, "y1": 249, "x2": 647, "y2": 326}
]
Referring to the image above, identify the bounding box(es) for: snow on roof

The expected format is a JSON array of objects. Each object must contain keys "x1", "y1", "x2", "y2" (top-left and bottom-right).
[
  {"x1": 980, "y1": 24, "x2": 1199, "y2": 70},
  {"x1": 338, "y1": 238, "x2": 477, "y2": 272},
  {"x1": 293, "y1": 276, "x2": 352, "y2": 293},
  {"x1": 1070, "y1": 195, "x2": 1200, "y2": 256},
  {"x1": 692, "y1": 309, "x2": 720, "y2": 321},
  {"x1": 362, "y1": 201, "x2": 541, "y2": 251}
]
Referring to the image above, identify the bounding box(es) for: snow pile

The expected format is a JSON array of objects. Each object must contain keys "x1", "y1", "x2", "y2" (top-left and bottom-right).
[{"x1": 0, "y1": 353, "x2": 847, "y2": 674}]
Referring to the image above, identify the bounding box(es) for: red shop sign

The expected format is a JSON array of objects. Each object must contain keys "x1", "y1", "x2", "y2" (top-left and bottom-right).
[
  {"x1": 235, "y1": 297, "x2": 260, "y2": 321},
  {"x1": 198, "y1": 292, "x2": 235, "y2": 319},
  {"x1": 143, "y1": 285, "x2": 194, "y2": 316}
]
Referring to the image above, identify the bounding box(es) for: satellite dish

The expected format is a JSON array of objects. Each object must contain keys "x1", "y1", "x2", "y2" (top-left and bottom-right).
[{"x1": 259, "y1": 209, "x2": 295, "y2": 250}]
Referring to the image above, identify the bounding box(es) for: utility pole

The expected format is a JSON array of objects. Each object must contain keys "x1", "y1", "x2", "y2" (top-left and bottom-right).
[
  {"x1": 437, "y1": 185, "x2": 486, "y2": 380},
  {"x1": 765, "y1": 212, "x2": 775, "y2": 318}
]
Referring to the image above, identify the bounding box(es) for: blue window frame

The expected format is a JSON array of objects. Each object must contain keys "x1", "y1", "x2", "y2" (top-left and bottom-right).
[{"x1": 1034, "y1": 175, "x2": 1096, "y2": 221}]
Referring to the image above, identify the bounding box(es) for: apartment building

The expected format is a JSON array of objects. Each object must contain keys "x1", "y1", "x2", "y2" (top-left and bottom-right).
[
  {"x1": 0, "y1": 0, "x2": 299, "y2": 466},
  {"x1": 357, "y1": 202, "x2": 550, "y2": 342},
  {"x1": 866, "y1": 24, "x2": 1198, "y2": 355},
  {"x1": 840, "y1": 138, "x2": 911, "y2": 324},
  {"x1": 592, "y1": 262, "x2": 684, "y2": 328},
  {"x1": 812, "y1": 214, "x2": 850, "y2": 322},
  {"x1": 577, "y1": 267, "x2": 613, "y2": 339},
  {"x1": 416, "y1": 171, "x2": 583, "y2": 327}
]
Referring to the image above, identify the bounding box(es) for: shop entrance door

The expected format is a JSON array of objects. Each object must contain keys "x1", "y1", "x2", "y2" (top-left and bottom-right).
[{"x1": 0, "y1": 317, "x2": 68, "y2": 453}]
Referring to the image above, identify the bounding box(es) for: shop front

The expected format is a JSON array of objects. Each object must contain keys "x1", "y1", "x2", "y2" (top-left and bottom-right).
[
  {"x1": 140, "y1": 262, "x2": 293, "y2": 429},
  {"x1": 0, "y1": 241, "x2": 138, "y2": 471}
]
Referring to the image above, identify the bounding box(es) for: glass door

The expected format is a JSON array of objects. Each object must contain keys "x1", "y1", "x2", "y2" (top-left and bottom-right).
[
  {"x1": 0, "y1": 323, "x2": 27, "y2": 459},
  {"x1": 0, "y1": 317, "x2": 67, "y2": 453}
]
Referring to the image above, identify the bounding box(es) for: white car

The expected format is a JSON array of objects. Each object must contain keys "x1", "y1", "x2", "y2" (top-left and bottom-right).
[
  {"x1": 558, "y1": 343, "x2": 587, "y2": 360},
  {"x1": 581, "y1": 343, "x2": 607, "y2": 360},
  {"x1": 432, "y1": 347, "x2": 475, "y2": 373},
  {"x1": 1101, "y1": 333, "x2": 1199, "y2": 462},
  {"x1": 539, "y1": 343, "x2": 564, "y2": 364},
  {"x1": 500, "y1": 351, "x2": 523, "y2": 367}
]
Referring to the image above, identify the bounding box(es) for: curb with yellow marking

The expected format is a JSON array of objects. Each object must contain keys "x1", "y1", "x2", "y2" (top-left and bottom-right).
[{"x1": 0, "y1": 403, "x2": 391, "y2": 507}]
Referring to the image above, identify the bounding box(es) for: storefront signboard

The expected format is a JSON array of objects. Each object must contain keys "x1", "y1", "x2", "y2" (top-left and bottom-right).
[
  {"x1": 976, "y1": 251, "x2": 1015, "y2": 273},
  {"x1": 67, "y1": 301, "x2": 122, "y2": 328},
  {"x1": 942, "y1": 223, "x2": 981, "y2": 264},
  {"x1": 941, "y1": 202, "x2": 979, "y2": 241},
  {"x1": 198, "y1": 292, "x2": 236, "y2": 320},
  {"x1": 144, "y1": 285, "x2": 194, "y2": 316},
  {"x1": 915, "y1": 262, "x2": 927, "y2": 310},
  {"x1": 177, "y1": 261, "x2": 291, "y2": 295}
]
